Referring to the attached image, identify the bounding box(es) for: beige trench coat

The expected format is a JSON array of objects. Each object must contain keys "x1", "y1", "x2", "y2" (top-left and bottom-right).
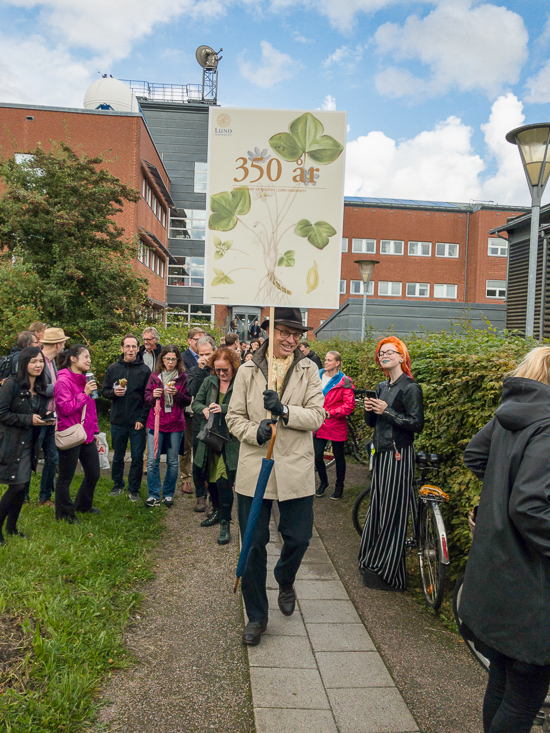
[{"x1": 226, "y1": 350, "x2": 324, "y2": 502}]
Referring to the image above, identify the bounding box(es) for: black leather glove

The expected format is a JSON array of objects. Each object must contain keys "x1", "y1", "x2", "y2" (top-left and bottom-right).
[
  {"x1": 263, "y1": 389, "x2": 284, "y2": 416},
  {"x1": 257, "y1": 418, "x2": 277, "y2": 445}
]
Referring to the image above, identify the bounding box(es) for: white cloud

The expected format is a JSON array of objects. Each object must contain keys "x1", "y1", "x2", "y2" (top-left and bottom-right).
[
  {"x1": 321, "y1": 95, "x2": 336, "y2": 110},
  {"x1": 293, "y1": 31, "x2": 312, "y2": 43},
  {"x1": 344, "y1": 95, "x2": 534, "y2": 206},
  {"x1": 524, "y1": 60, "x2": 550, "y2": 104},
  {"x1": 269, "y1": 0, "x2": 408, "y2": 34},
  {"x1": 239, "y1": 41, "x2": 298, "y2": 88},
  {"x1": 323, "y1": 44, "x2": 366, "y2": 69},
  {"x1": 375, "y1": 0, "x2": 528, "y2": 98}
]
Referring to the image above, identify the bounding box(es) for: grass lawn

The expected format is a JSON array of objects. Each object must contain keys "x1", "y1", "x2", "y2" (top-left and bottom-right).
[{"x1": 0, "y1": 473, "x2": 165, "y2": 732}]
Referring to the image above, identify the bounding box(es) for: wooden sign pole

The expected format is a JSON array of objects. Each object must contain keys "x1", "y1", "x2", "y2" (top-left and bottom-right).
[{"x1": 267, "y1": 306, "x2": 275, "y2": 392}]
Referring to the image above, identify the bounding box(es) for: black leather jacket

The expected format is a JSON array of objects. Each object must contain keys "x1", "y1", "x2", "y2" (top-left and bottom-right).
[{"x1": 365, "y1": 374, "x2": 424, "y2": 452}]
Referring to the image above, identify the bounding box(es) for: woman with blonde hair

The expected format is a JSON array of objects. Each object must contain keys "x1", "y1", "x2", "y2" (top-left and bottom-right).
[
  {"x1": 460, "y1": 345, "x2": 550, "y2": 732},
  {"x1": 359, "y1": 336, "x2": 424, "y2": 591}
]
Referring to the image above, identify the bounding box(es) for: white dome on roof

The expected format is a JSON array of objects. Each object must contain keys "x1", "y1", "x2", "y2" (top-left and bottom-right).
[{"x1": 83, "y1": 77, "x2": 139, "y2": 113}]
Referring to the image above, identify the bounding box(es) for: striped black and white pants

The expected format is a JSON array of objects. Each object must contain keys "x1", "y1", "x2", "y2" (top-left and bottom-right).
[{"x1": 358, "y1": 445, "x2": 416, "y2": 590}]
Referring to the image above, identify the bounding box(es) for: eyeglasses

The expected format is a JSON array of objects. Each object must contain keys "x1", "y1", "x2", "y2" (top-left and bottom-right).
[
  {"x1": 215, "y1": 367, "x2": 231, "y2": 375},
  {"x1": 274, "y1": 327, "x2": 301, "y2": 342},
  {"x1": 163, "y1": 356, "x2": 177, "y2": 362},
  {"x1": 378, "y1": 350, "x2": 400, "y2": 358}
]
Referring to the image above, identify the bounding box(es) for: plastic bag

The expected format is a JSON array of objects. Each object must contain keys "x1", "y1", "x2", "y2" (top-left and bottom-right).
[{"x1": 96, "y1": 432, "x2": 110, "y2": 470}]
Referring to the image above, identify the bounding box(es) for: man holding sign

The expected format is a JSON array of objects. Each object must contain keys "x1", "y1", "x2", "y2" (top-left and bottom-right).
[{"x1": 226, "y1": 307, "x2": 324, "y2": 646}]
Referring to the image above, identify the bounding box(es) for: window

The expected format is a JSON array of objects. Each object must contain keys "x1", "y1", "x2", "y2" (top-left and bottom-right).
[
  {"x1": 434, "y1": 284, "x2": 457, "y2": 299},
  {"x1": 408, "y1": 241, "x2": 432, "y2": 257},
  {"x1": 138, "y1": 241, "x2": 144, "y2": 263},
  {"x1": 194, "y1": 162, "x2": 208, "y2": 193},
  {"x1": 352, "y1": 238, "x2": 376, "y2": 254},
  {"x1": 341, "y1": 238, "x2": 348, "y2": 253},
  {"x1": 406, "y1": 282, "x2": 430, "y2": 298},
  {"x1": 169, "y1": 210, "x2": 206, "y2": 240},
  {"x1": 436, "y1": 242, "x2": 459, "y2": 258},
  {"x1": 168, "y1": 256, "x2": 205, "y2": 287},
  {"x1": 378, "y1": 281, "x2": 402, "y2": 296},
  {"x1": 486, "y1": 280, "x2": 506, "y2": 298},
  {"x1": 142, "y1": 178, "x2": 146, "y2": 197},
  {"x1": 380, "y1": 240, "x2": 404, "y2": 255},
  {"x1": 340, "y1": 279, "x2": 346, "y2": 294},
  {"x1": 350, "y1": 280, "x2": 374, "y2": 295},
  {"x1": 168, "y1": 304, "x2": 213, "y2": 326},
  {"x1": 488, "y1": 237, "x2": 508, "y2": 257},
  {"x1": 146, "y1": 185, "x2": 152, "y2": 207}
]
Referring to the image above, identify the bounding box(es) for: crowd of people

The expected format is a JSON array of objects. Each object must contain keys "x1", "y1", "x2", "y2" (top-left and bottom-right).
[{"x1": 1, "y1": 315, "x2": 550, "y2": 730}]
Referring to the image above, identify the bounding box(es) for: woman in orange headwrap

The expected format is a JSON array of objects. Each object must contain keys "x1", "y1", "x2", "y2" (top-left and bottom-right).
[{"x1": 358, "y1": 336, "x2": 424, "y2": 592}]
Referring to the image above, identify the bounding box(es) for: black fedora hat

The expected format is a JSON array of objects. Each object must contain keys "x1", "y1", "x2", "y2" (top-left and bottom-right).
[{"x1": 261, "y1": 307, "x2": 311, "y2": 332}]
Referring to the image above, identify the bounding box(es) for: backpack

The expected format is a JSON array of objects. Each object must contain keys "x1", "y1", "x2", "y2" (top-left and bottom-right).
[{"x1": 0, "y1": 353, "x2": 15, "y2": 382}]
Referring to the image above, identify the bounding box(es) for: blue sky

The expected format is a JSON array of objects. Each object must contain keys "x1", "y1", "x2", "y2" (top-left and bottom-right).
[{"x1": 1, "y1": 0, "x2": 550, "y2": 206}]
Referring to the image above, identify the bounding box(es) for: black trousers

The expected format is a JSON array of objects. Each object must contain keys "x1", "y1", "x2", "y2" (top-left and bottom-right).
[
  {"x1": 237, "y1": 493, "x2": 313, "y2": 622},
  {"x1": 314, "y1": 437, "x2": 346, "y2": 486},
  {"x1": 0, "y1": 483, "x2": 27, "y2": 536},
  {"x1": 55, "y1": 441, "x2": 100, "y2": 520},
  {"x1": 110, "y1": 424, "x2": 146, "y2": 493}
]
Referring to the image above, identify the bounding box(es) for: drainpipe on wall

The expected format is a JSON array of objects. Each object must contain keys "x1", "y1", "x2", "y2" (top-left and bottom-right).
[
  {"x1": 463, "y1": 210, "x2": 470, "y2": 302},
  {"x1": 540, "y1": 228, "x2": 548, "y2": 340}
]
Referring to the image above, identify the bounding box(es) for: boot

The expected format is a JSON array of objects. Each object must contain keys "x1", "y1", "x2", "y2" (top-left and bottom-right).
[
  {"x1": 316, "y1": 480, "x2": 329, "y2": 498},
  {"x1": 217, "y1": 520, "x2": 231, "y2": 545},
  {"x1": 201, "y1": 509, "x2": 221, "y2": 527},
  {"x1": 194, "y1": 496, "x2": 207, "y2": 513},
  {"x1": 330, "y1": 482, "x2": 344, "y2": 500}
]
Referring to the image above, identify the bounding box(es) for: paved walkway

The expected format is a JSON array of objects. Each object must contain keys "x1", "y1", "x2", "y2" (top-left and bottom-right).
[{"x1": 247, "y1": 515, "x2": 419, "y2": 733}]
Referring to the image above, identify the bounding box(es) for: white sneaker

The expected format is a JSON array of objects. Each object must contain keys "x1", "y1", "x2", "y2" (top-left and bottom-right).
[
  {"x1": 162, "y1": 496, "x2": 174, "y2": 508},
  {"x1": 145, "y1": 497, "x2": 160, "y2": 508}
]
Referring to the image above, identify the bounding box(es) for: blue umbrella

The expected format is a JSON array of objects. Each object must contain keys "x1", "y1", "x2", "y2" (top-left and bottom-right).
[{"x1": 234, "y1": 424, "x2": 277, "y2": 592}]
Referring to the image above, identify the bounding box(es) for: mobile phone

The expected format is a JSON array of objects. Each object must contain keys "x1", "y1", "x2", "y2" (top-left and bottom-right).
[
  {"x1": 365, "y1": 390, "x2": 377, "y2": 400},
  {"x1": 43, "y1": 412, "x2": 56, "y2": 424}
]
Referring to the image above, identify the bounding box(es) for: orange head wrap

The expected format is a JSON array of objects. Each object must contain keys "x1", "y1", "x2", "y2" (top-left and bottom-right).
[{"x1": 375, "y1": 336, "x2": 412, "y2": 378}]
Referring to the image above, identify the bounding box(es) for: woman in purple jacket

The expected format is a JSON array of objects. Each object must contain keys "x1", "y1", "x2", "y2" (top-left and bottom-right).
[
  {"x1": 144, "y1": 345, "x2": 191, "y2": 507},
  {"x1": 54, "y1": 345, "x2": 100, "y2": 523}
]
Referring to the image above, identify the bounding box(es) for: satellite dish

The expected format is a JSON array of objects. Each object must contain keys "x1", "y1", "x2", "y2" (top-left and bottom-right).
[{"x1": 196, "y1": 46, "x2": 222, "y2": 69}]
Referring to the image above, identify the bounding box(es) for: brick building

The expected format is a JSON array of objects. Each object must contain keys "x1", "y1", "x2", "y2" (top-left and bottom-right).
[{"x1": 0, "y1": 101, "x2": 175, "y2": 316}]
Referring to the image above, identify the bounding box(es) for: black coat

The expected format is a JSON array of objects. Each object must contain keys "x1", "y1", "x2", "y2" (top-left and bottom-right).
[
  {"x1": 0, "y1": 377, "x2": 48, "y2": 482},
  {"x1": 307, "y1": 350, "x2": 323, "y2": 370},
  {"x1": 182, "y1": 348, "x2": 199, "y2": 373},
  {"x1": 101, "y1": 354, "x2": 151, "y2": 426},
  {"x1": 365, "y1": 374, "x2": 424, "y2": 452},
  {"x1": 461, "y1": 377, "x2": 550, "y2": 665}
]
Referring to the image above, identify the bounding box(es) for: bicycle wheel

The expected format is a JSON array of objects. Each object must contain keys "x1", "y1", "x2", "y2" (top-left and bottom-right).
[
  {"x1": 352, "y1": 484, "x2": 371, "y2": 536},
  {"x1": 417, "y1": 501, "x2": 446, "y2": 610},
  {"x1": 452, "y1": 575, "x2": 490, "y2": 673}
]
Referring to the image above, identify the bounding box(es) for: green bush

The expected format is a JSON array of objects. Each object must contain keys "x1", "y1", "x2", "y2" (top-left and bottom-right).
[{"x1": 315, "y1": 323, "x2": 544, "y2": 577}]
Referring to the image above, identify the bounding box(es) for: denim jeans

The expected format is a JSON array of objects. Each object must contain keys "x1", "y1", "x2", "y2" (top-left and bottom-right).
[
  {"x1": 39, "y1": 425, "x2": 58, "y2": 501},
  {"x1": 110, "y1": 424, "x2": 146, "y2": 494},
  {"x1": 146, "y1": 429, "x2": 183, "y2": 499}
]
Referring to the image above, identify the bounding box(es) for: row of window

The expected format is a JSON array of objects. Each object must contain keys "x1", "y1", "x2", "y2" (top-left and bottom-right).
[
  {"x1": 142, "y1": 178, "x2": 167, "y2": 227},
  {"x1": 168, "y1": 304, "x2": 213, "y2": 326},
  {"x1": 168, "y1": 256, "x2": 205, "y2": 287},
  {"x1": 342, "y1": 238, "x2": 508, "y2": 258},
  {"x1": 342, "y1": 279, "x2": 506, "y2": 299},
  {"x1": 169, "y1": 211, "x2": 207, "y2": 241},
  {"x1": 138, "y1": 241, "x2": 165, "y2": 277}
]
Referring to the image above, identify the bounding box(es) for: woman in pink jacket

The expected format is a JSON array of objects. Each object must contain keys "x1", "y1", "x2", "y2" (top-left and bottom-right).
[
  {"x1": 314, "y1": 351, "x2": 355, "y2": 500},
  {"x1": 54, "y1": 344, "x2": 100, "y2": 522}
]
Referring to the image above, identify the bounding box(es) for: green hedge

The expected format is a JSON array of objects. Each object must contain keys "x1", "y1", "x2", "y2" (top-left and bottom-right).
[{"x1": 314, "y1": 323, "x2": 544, "y2": 577}]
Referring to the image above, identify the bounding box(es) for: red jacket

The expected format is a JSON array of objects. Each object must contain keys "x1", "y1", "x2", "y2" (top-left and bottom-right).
[
  {"x1": 145, "y1": 371, "x2": 191, "y2": 433},
  {"x1": 316, "y1": 373, "x2": 355, "y2": 442}
]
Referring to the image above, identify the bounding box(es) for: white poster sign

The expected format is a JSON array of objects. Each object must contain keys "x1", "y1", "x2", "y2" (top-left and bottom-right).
[{"x1": 204, "y1": 108, "x2": 346, "y2": 308}]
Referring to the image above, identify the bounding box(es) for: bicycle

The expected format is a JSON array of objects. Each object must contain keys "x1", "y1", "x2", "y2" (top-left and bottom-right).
[{"x1": 352, "y1": 450, "x2": 450, "y2": 610}]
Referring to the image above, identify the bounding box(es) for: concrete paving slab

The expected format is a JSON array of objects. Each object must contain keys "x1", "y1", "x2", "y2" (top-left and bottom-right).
[
  {"x1": 266, "y1": 542, "x2": 282, "y2": 556},
  {"x1": 327, "y1": 688, "x2": 419, "y2": 733},
  {"x1": 248, "y1": 634, "x2": 316, "y2": 669},
  {"x1": 250, "y1": 667, "x2": 330, "y2": 710},
  {"x1": 302, "y1": 547, "x2": 332, "y2": 564},
  {"x1": 255, "y1": 708, "x2": 337, "y2": 733},
  {"x1": 295, "y1": 563, "x2": 339, "y2": 581},
  {"x1": 316, "y1": 651, "x2": 395, "y2": 688},
  {"x1": 263, "y1": 613, "x2": 307, "y2": 636},
  {"x1": 294, "y1": 579, "x2": 348, "y2": 600},
  {"x1": 307, "y1": 537, "x2": 325, "y2": 550},
  {"x1": 306, "y1": 623, "x2": 376, "y2": 652},
  {"x1": 266, "y1": 589, "x2": 280, "y2": 610},
  {"x1": 299, "y1": 599, "x2": 361, "y2": 624}
]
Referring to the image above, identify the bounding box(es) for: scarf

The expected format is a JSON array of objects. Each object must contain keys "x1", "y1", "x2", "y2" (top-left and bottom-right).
[
  {"x1": 161, "y1": 369, "x2": 178, "y2": 413},
  {"x1": 319, "y1": 369, "x2": 343, "y2": 396},
  {"x1": 267, "y1": 353, "x2": 294, "y2": 397}
]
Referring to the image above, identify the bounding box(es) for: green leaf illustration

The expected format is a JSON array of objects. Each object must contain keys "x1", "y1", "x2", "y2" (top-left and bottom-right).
[
  {"x1": 211, "y1": 267, "x2": 235, "y2": 286},
  {"x1": 269, "y1": 113, "x2": 344, "y2": 165},
  {"x1": 268, "y1": 133, "x2": 303, "y2": 163},
  {"x1": 277, "y1": 250, "x2": 295, "y2": 267},
  {"x1": 209, "y1": 187, "x2": 251, "y2": 231},
  {"x1": 295, "y1": 219, "x2": 337, "y2": 249},
  {"x1": 213, "y1": 237, "x2": 233, "y2": 260}
]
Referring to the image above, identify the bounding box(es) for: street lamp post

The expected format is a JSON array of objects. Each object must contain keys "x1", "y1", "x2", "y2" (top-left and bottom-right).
[
  {"x1": 506, "y1": 123, "x2": 550, "y2": 337},
  {"x1": 354, "y1": 259, "x2": 379, "y2": 341}
]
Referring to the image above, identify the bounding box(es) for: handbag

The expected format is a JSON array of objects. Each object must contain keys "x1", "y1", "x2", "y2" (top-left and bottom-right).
[
  {"x1": 55, "y1": 404, "x2": 87, "y2": 450},
  {"x1": 197, "y1": 383, "x2": 230, "y2": 452}
]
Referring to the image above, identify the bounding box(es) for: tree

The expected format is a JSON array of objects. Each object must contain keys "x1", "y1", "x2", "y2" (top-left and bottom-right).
[{"x1": 0, "y1": 142, "x2": 148, "y2": 342}]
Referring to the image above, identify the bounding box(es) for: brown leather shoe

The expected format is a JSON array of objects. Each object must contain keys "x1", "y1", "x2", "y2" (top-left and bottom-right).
[
  {"x1": 242, "y1": 618, "x2": 268, "y2": 645},
  {"x1": 38, "y1": 499, "x2": 55, "y2": 508},
  {"x1": 278, "y1": 585, "x2": 296, "y2": 616},
  {"x1": 181, "y1": 481, "x2": 192, "y2": 494}
]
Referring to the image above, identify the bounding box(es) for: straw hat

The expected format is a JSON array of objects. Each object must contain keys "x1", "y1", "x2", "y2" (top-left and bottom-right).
[{"x1": 41, "y1": 327, "x2": 69, "y2": 344}]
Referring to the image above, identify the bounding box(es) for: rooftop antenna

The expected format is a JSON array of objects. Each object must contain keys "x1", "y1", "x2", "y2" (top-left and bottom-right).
[{"x1": 195, "y1": 46, "x2": 223, "y2": 104}]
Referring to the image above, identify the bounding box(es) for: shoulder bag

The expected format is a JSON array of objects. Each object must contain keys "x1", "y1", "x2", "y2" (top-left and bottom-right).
[
  {"x1": 55, "y1": 404, "x2": 87, "y2": 450},
  {"x1": 197, "y1": 382, "x2": 230, "y2": 452}
]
